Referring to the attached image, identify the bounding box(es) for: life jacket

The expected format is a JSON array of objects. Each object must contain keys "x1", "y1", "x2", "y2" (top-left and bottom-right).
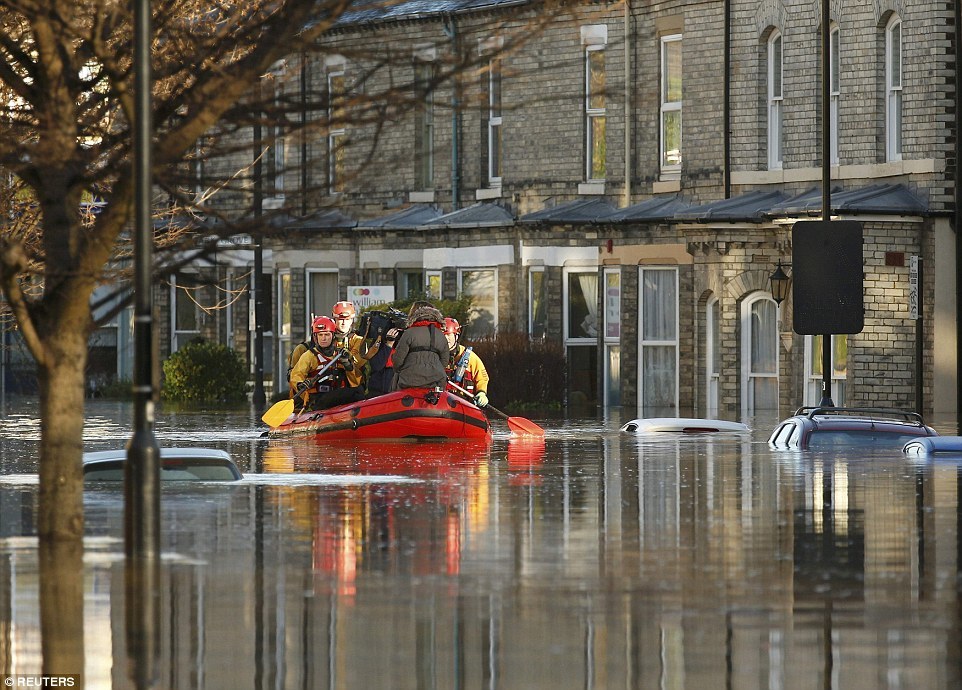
[
  {"x1": 287, "y1": 340, "x2": 311, "y2": 383},
  {"x1": 446, "y1": 346, "x2": 477, "y2": 393},
  {"x1": 309, "y1": 347, "x2": 349, "y2": 392}
]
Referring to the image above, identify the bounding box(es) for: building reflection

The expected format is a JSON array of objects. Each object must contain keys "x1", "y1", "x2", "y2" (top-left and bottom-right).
[{"x1": 0, "y1": 435, "x2": 959, "y2": 687}]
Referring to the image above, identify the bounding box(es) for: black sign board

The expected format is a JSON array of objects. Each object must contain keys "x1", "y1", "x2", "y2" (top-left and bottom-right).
[{"x1": 792, "y1": 220, "x2": 864, "y2": 335}]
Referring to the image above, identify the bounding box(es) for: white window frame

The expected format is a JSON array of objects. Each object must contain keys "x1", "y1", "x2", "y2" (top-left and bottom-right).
[
  {"x1": 767, "y1": 31, "x2": 783, "y2": 171},
  {"x1": 885, "y1": 15, "x2": 902, "y2": 162},
  {"x1": 457, "y1": 267, "x2": 498, "y2": 334},
  {"x1": 276, "y1": 270, "x2": 292, "y2": 384},
  {"x1": 740, "y1": 294, "x2": 779, "y2": 415},
  {"x1": 304, "y1": 268, "x2": 339, "y2": 336},
  {"x1": 414, "y1": 58, "x2": 435, "y2": 190},
  {"x1": 706, "y1": 296, "x2": 720, "y2": 417},
  {"x1": 171, "y1": 273, "x2": 201, "y2": 353},
  {"x1": 585, "y1": 45, "x2": 606, "y2": 182},
  {"x1": 488, "y1": 56, "x2": 503, "y2": 186},
  {"x1": 603, "y1": 268, "x2": 621, "y2": 407},
  {"x1": 264, "y1": 65, "x2": 286, "y2": 205},
  {"x1": 248, "y1": 269, "x2": 275, "y2": 378},
  {"x1": 327, "y1": 68, "x2": 346, "y2": 194},
  {"x1": 425, "y1": 270, "x2": 442, "y2": 300},
  {"x1": 637, "y1": 266, "x2": 679, "y2": 412},
  {"x1": 563, "y1": 268, "x2": 599, "y2": 346},
  {"x1": 830, "y1": 25, "x2": 840, "y2": 166},
  {"x1": 660, "y1": 34, "x2": 682, "y2": 175}
]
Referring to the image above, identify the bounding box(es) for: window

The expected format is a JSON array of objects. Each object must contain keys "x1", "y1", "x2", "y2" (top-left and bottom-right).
[
  {"x1": 414, "y1": 60, "x2": 435, "y2": 190},
  {"x1": 706, "y1": 297, "x2": 720, "y2": 417},
  {"x1": 805, "y1": 334, "x2": 847, "y2": 406},
  {"x1": 458, "y1": 268, "x2": 497, "y2": 336},
  {"x1": 528, "y1": 267, "x2": 547, "y2": 338},
  {"x1": 426, "y1": 270, "x2": 442, "y2": 300},
  {"x1": 585, "y1": 46, "x2": 606, "y2": 181},
  {"x1": 264, "y1": 69, "x2": 285, "y2": 202},
  {"x1": 328, "y1": 69, "x2": 346, "y2": 193},
  {"x1": 638, "y1": 267, "x2": 678, "y2": 412},
  {"x1": 564, "y1": 269, "x2": 599, "y2": 405},
  {"x1": 398, "y1": 270, "x2": 424, "y2": 299},
  {"x1": 660, "y1": 34, "x2": 682, "y2": 173},
  {"x1": 741, "y1": 295, "x2": 778, "y2": 414},
  {"x1": 885, "y1": 15, "x2": 902, "y2": 162},
  {"x1": 277, "y1": 271, "x2": 291, "y2": 385},
  {"x1": 193, "y1": 135, "x2": 211, "y2": 204},
  {"x1": 171, "y1": 273, "x2": 200, "y2": 353},
  {"x1": 830, "y1": 25, "x2": 840, "y2": 166},
  {"x1": 767, "y1": 31, "x2": 783, "y2": 170},
  {"x1": 603, "y1": 268, "x2": 621, "y2": 407},
  {"x1": 249, "y1": 271, "x2": 274, "y2": 379},
  {"x1": 487, "y1": 57, "x2": 503, "y2": 186}
]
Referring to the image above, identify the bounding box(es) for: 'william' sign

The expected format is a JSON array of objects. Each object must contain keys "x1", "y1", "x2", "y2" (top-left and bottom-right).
[{"x1": 791, "y1": 220, "x2": 865, "y2": 335}]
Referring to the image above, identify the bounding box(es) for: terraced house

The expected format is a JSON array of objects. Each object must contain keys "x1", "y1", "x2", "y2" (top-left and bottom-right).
[{"x1": 94, "y1": 0, "x2": 958, "y2": 418}]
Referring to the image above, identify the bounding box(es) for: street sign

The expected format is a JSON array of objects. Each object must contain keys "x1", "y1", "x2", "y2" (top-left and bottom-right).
[{"x1": 792, "y1": 220, "x2": 864, "y2": 335}]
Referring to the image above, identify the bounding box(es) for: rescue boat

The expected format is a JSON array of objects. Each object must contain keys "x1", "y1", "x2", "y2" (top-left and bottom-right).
[{"x1": 267, "y1": 388, "x2": 492, "y2": 441}]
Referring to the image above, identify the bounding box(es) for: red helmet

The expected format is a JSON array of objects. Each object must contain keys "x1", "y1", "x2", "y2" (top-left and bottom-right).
[
  {"x1": 332, "y1": 301, "x2": 356, "y2": 318},
  {"x1": 312, "y1": 316, "x2": 336, "y2": 334},
  {"x1": 443, "y1": 318, "x2": 461, "y2": 336}
]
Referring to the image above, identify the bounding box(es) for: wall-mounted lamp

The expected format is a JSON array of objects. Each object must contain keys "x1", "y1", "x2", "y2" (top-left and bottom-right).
[{"x1": 769, "y1": 261, "x2": 792, "y2": 305}]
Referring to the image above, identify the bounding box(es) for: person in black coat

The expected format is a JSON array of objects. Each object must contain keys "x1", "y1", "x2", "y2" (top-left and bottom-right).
[{"x1": 391, "y1": 305, "x2": 448, "y2": 391}]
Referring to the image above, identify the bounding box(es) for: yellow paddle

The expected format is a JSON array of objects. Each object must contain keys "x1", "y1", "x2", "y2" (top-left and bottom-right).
[{"x1": 260, "y1": 351, "x2": 347, "y2": 428}]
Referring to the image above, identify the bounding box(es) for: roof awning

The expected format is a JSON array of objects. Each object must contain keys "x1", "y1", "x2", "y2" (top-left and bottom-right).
[
  {"x1": 607, "y1": 195, "x2": 692, "y2": 222},
  {"x1": 419, "y1": 202, "x2": 515, "y2": 229},
  {"x1": 520, "y1": 197, "x2": 618, "y2": 223},
  {"x1": 767, "y1": 183, "x2": 929, "y2": 217},
  {"x1": 674, "y1": 190, "x2": 790, "y2": 223},
  {"x1": 356, "y1": 203, "x2": 443, "y2": 230}
]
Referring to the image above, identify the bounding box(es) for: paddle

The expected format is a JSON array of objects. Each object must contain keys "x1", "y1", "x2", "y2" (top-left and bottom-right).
[
  {"x1": 447, "y1": 381, "x2": 545, "y2": 436},
  {"x1": 261, "y1": 351, "x2": 347, "y2": 428}
]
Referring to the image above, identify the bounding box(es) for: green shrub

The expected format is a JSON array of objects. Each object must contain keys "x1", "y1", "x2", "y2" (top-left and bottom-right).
[
  {"x1": 468, "y1": 332, "x2": 565, "y2": 408},
  {"x1": 362, "y1": 293, "x2": 473, "y2": 326},
  {"x1": 162, "y1": 338, "x2": 249, "y2": 404}
]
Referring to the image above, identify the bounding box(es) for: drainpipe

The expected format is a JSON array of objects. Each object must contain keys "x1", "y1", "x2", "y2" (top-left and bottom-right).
[
  {"x1": 444, "y1": 16, "x2": 461, "y2": 210},
  {"x1": 956, "y1": 0, "x2": 962, "y2": 428},
  {"x1": 723, "y1": 0, "x2": 731, "y2": 198},
  {"x1": 624, "y1": 0, "x2": 632, "y2": 207}
]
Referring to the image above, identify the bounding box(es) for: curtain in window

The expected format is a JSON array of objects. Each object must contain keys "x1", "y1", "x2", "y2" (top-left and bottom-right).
[
  {"x1": 643, "y1": 346, "x2": 676, "y2": 408},
  {"x1": 749, "y1": 299, "x2": 778, "y2": 410},
  {"x1": 642, "y1": 270, "x2": 676, "y2": 340},
  {"x1": 576, "y1": 273, "x2": 598, "y2": 338}
]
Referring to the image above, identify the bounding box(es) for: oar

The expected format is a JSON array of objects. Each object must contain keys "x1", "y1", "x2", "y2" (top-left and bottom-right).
[
  {"x1": 447, "y1": 381, "x2": 544, "y2": 436},
  {"x1": 261, "y1": 351, "x2": 346, "y2": 428}
]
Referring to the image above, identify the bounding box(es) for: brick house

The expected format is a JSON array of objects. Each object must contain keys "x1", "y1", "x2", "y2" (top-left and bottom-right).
[{"x1": 144, "y1": 0, "x2": 955, "y2": 419}]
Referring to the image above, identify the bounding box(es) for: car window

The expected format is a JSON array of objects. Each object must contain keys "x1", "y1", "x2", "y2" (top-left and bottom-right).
[
  {"x1": 807, "y1": 430, "x2": 923, "y2": 449},
  {"x1": 771, "y1": 423, "x2": 794, "y2": 446}
]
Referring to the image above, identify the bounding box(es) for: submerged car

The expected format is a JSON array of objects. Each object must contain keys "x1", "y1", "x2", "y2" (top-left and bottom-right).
[
  {"x1": 768, "y1": 407, "x2": 938, "y2": 450},
  {"x1": 83, "y1": 447, "x2": 242, "y2": 482}
]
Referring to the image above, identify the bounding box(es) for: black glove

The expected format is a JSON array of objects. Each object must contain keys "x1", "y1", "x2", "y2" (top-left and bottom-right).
[{"x1": 340, "y1": 350, "x2": 354, "y2": 371}]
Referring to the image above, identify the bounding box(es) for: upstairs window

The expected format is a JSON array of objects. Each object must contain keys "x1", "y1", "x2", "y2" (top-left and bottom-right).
[
  {"x1": 327, "y1": 68, "x2": 346, "y2": 193},
  {"x1": 830, "y1": 26, "x2": 840, "y2": 165},
  {"x1": 487, "y1": 57, "x2": 503, "y2": 185},
  {"x1": 885, "y1": 15, "x2": 902, "y2": 162},
  {"x1": 767, "y1": 31, "x2": 783, "y2": 170},
  {"x1": 414, "y1": 59, "x2": 435, "y2": 190},
  {"x1": 660, "y1": 34, "x2": 682, "y2": 173},
  {"x1": 264, "y1": 69, "x2": 286, "y2": 202},
  {"x1": 585, "y1": 46, "x2": 606, "y2": 181}
]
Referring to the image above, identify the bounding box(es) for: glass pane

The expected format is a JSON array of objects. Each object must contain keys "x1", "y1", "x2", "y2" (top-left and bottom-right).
[
  {"x1": 751, "y1": 377, "x2": 778, "y2": 411},
  {"x1": 890, "y1": 23, "x2": 901, "y2": 87},
  {"x1": 662, "y1": 110, "x2": 681, "y2": 167},
  {"x1": 750, "y1": 300, "x2": 776, "y2": 375},
  {"x1": 641, "y1": 269, "x2": 676, "y2": 341},
  {"x1": 642, "y1": 345, "x2": 676, "y2": 408},
  {"x1": 568, "y1": 272, "x2": 598, "y2": 339},
  {"x1": 461, "y1": 269, "x2": 496, "y2": 335},
  {"x1": 567, "y1": 345, "x2": 598, "y2": 406},
  {"x1": 588, "y1": 49, "x2": 605, "y2": 110},
  {"x1": 771, "y1": 35, "x2": 782, "y2": 97},
  {"x1": 530, "y1": 270, "x2": 547, "y2": 338},
  {"x1": 604, "y1": 271, "x2": 621, "y2": 339},
  {"x1": 810, "y1": 334, "x2": 823, "y2": 376},
  {"x1": 329, "y1": 73, "x2": 345, "y2": 122},
  {"x1": 490, "y1": 59, "x2": 501, "y2": 117},
  {"x1": 830, "y1": 29, "x2": 840, "y2": 93},
  {"x1": 426, "y1": 273, "x2": 441, "y2": 300},
  {"x1": 833, "y1": 335, "x2": 847, "y2": 377},
  {"x1": 490, "y1": 122, "x2": 501, "y2": 179},
  {"x1": 175, "y1": 276, "x2": 198, "y2": 332},
  {"x1": 589, "y1": 115, "x2": 606, "y2": 179},
  {"x1": 606, "y1": 345, "x2": 621, "y2": 407},
  {"x1": 893, "y1": 91, "x2": 902, "y2": 156},
  {"x1": 663, "y1": 39, "x2": 682, "y2": 103}
]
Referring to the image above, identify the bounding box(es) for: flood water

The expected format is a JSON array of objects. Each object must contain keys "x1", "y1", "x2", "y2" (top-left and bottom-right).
[{"x1": 1, "y1": 398, "x2": 961, "y2": 688}]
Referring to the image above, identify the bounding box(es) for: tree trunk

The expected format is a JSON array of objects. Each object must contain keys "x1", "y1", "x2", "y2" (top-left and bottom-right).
[{"x1": 37, "y1": 326, "x2": 88, "y2": 681}]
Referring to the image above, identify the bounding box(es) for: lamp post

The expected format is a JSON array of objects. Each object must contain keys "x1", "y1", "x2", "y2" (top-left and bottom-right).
[{"x1": 769, "y1": 262, "x2": 792, "y2": 306}]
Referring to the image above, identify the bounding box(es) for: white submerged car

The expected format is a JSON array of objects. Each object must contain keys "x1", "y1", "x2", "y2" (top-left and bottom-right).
[{"x1": 620, "y1": 417, "x2": 750, "y2": 434}]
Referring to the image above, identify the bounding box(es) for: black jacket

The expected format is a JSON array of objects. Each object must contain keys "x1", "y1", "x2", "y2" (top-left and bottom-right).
[{"x1": 391, "y1": 307, "x2": 448, "y2": 390}]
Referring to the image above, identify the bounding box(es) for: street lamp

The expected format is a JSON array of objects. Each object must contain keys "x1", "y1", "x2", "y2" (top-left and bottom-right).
[{"x1": 769, "y1": 262, "x2": 792, "y2": 305}]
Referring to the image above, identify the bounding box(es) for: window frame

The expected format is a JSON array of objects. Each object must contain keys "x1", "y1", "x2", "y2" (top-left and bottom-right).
[
  {"x1": 637, "y1": 266, "x2": 679, "y2": 412},
  {"x1": 528, "y1": 266, "x2": 547, "y2": 338},
  {"x1": 585, "y1": 45, "x2": 606, "y2": 182},
  {"x1": 488, "y1": 56, "x2": 503, "y2": 186},
  {"x1": 885, "y1": 15, "x2": 902, "y2": 162},
  {"x1": 740, "y1": 293, "x2": 779, "y2": 415},
  {"x1": 457, "y1": 267, "x2": 498, "y2": 336},
  {"x1": 830, "y1": 25, "x2": 840, "y2": 166},
  {"x1": 660, "y1": 34, "x2": 683, "y2": 175},
  {"x1": 327, "y1": 68, "x2": 346, "y2": 194},
  {"x1": 767, "y1": 31, "x2": 783, "y2": 171},
  {"x1": 706, "y1": 296, "x2": 720, "y2": 417},
  {"x1": 263, "y1": 65, "x2": 286, "y2": 204},
  {"x1": 414, "y1": 58, "x2": 436, "y2": 190}
]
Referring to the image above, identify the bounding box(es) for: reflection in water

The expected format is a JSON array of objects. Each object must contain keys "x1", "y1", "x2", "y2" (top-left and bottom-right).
[{"x1": 0, "y1": 403, "x2": 960, "y2": 687}]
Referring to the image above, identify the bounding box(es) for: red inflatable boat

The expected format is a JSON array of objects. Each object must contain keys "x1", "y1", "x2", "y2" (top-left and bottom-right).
[{"x1": 267, "y1": 388, "x2": 492, "y2": 441}]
